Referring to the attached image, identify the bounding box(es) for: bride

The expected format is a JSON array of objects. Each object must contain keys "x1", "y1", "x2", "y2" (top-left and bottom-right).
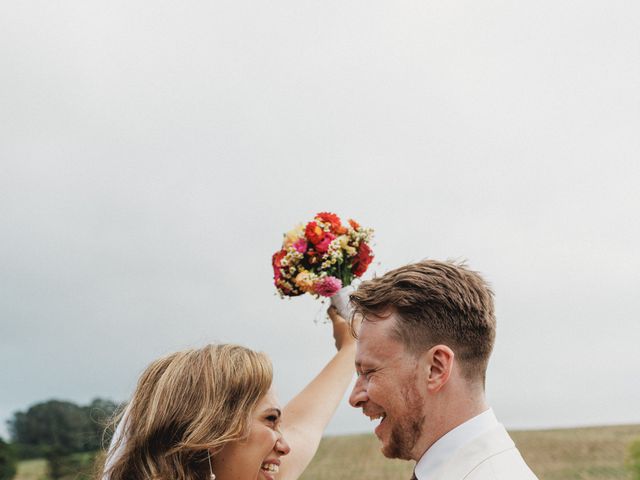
[{"x1": 99, "y1": 306, "x2": 356, "y2": 480}]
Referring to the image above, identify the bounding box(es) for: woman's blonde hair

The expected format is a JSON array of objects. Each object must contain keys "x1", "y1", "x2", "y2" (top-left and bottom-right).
[{"x1": 101, "y1": 344, "x2": 272, "y2": 480}]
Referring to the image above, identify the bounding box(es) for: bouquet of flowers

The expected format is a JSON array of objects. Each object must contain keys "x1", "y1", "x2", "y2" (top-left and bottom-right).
[{"x1": 272, "y1": 212, "x2": 374, "y2": 298}]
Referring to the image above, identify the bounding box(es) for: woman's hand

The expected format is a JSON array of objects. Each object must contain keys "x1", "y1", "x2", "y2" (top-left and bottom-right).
[{"x1": 327, "y1": 306, "x2": 360, "y2": 351}]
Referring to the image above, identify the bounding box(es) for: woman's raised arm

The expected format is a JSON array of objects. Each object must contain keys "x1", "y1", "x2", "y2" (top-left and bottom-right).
[{"x1": 278, "y1": 306, "x2": 358, "y2": 480}]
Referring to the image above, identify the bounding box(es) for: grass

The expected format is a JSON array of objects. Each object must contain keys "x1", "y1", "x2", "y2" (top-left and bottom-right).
[
  {"x1": 510, "y1": 424, "x2": 640, "y2": 480},
  {"x1": 14, "y1": 459, "x2": 47, "y2": 480},
  {"x1": 14, "y1": 424, "x2": 640, "y2": 480},
  {"x1": 300, "y1": 424, "x2": 640, "y2": 480},
  {"x1": 14, "y1": 452, "x2": 96, "y2": 480}
]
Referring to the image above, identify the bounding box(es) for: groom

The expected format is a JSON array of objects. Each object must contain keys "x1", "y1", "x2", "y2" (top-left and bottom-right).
[{"x1": 348, "y1": 260, "x2": 538, "y2": 480}]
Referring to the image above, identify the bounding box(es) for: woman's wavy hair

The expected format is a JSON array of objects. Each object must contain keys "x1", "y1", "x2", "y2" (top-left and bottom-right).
[{"x1": 99, "y1": 344, "x2": 272, "y2": 480}]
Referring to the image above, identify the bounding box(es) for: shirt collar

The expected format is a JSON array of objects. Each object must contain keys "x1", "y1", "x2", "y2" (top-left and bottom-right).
[{"x1": 414, "y1": 408, "x2": 499, "y2": 480}]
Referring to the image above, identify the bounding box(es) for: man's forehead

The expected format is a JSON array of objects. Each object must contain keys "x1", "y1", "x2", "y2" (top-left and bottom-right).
[
  {"x1": 356, "y1": 316, "x2": 404, "y2": 362},
  {"x1": 358, "y1": 312, "x2": 398, "y2": 340}
]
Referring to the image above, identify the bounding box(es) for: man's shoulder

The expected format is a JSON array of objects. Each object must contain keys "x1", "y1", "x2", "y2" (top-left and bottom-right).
[
  {"x1": 433, "y1": 425, "x2": 539, "y2": 480},
  {"x1": 465, "y1": 447, "x2": 539, "y2": 480}
]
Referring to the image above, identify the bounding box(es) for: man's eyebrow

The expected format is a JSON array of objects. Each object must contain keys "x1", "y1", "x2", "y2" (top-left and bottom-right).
[{"x1": 355, "y1": 360, "x2": 371, "y2": 372}]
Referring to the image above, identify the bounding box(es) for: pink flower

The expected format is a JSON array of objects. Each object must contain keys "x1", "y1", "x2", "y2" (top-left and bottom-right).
[
  {"x1": 314, "y1": 232, "x2": 336, "y2": 254},
  {"x1": 293, "y1": 238, "x2": 308, "y2": 253},
  {"x1": 313, "y1": 276, "x2": 342, "y2": 297}
]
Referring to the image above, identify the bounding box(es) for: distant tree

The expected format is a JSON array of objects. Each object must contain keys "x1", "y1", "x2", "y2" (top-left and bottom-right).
[
  {"x1": 83, "y1": 398, "x2": 119, "y2": 450},
  {"x1": 629, "y1": 437, "x2": 640, "y2": 480},
  {"x1": 45, "y1": 445, "x2": 66, "y2": 480},
  {"x1": 0, "y1": 438, "x2": 17, "y2": 480},
  {"x1": 8, "y1": 398, "x2": 119, "y2": 458},
  {"x1": 9, "y1": 400, "x2": 93, "y2": 454}
]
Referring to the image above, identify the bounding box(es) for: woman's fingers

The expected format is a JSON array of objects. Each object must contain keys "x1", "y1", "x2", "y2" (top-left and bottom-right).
[
  {"x1": 327, "y1": 305, "x2": 341, "y2": 323},
  {"x1": 327, "y1": 306, "x2": 354, "y2": 350}
]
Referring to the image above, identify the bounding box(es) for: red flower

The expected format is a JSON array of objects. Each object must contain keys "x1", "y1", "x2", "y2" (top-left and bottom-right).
[
  {"x1": 272, "y1": 249, "x2": 286, "y2": 282},
  {"x1": 348, "y1": 218, "x2": 360, "y2": 230},
  {"x1": 315, "y1": 232, "x2": 336, "y2": 254},
  {"x1": 316, "y1": 212, "x2": 346, "y2": 235},
  {"x1": 352, "y1": 242, "x2": 374, "y2": 277},
  {"x1": 305, "y1": 221, "x2": 325, "y2": 245}
]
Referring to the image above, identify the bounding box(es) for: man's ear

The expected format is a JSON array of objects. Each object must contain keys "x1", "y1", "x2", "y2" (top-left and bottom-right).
[{"x1": 424, "y1": 345, "x2": 455, "y2": 393}]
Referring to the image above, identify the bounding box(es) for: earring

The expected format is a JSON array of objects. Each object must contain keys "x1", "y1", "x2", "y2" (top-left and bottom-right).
[{"x1": 207, "y1": 451, "x2": 216, "y2": 480}]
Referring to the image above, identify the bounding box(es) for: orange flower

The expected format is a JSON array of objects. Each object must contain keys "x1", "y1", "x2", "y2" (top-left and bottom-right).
[
  {"x1": 316, "y1": 212, "x2": 346, "y2": 234},
  {"x1": 294, "y1": 271, "x2": 314, "y2": 292},
  {"x1": 348, "y1": 218, "x2": 360, "y2": 230},
  {"x1": 305, "y1": 221, "x2": 325, "y2": 245}
]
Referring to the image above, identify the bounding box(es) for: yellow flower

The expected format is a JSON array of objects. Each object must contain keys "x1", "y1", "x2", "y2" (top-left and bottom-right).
[
  {"x1": 338, "y1": 235, "x2": 357, "y2": 256},
  {"x1": 294, "y1": 271, "x2": 315, "y2": 292},
  {"x1": 283, "y1": 223, "x2": 305, "y2": 247}
]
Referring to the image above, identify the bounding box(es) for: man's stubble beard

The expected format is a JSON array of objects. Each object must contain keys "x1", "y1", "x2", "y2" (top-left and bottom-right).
[{"x1": 382, "y1": 374, "x2": 425, "y2": 461}]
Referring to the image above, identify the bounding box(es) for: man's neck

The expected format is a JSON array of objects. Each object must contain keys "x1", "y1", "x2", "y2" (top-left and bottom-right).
[
  {"x1": 411, "y1": 395, "x2": 488, "y2": 461},
  {"x1": 413, "y1": 408, "x2": 499, "y2": 480}
]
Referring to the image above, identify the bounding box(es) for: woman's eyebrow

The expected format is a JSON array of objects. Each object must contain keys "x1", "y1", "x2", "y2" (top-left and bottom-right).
[{"x1": 264, "y1": 407, "x2": 282, "y2": 418}]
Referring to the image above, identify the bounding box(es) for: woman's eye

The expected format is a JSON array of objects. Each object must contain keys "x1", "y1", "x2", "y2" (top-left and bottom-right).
[{"x1": 266, "y1": 415, "x2": 278, "y2": 423}]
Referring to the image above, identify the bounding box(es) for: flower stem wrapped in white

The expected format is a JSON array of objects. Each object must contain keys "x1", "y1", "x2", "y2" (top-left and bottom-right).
[{"x1": 330, "y1": 284, "x2": 356, "y2": 320}]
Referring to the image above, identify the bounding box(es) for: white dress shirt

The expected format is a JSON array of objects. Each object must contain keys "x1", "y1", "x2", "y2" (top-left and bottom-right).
[{"x1": 414, "y1": 408, "x2": 499, "y2": 480}]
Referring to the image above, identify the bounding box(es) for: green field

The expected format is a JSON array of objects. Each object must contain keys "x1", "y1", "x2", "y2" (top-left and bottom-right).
[
  {"x1": 14, "y1": 452, "x2": 95, "y2": 480},
  {"x1": 14, "y1": 459, "x2": 47, "y2": 480},
  {"x1": 15, "y1": 424, "x2": 640, "y2": 480},
  {"x1": 300, "y1": 424, "x2": 640, "y2": 480}
]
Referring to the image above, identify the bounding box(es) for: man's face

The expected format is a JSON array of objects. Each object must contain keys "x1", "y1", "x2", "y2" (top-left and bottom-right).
[{"x1": 349, "y1": 313, "x2": 429, "y2": 461}]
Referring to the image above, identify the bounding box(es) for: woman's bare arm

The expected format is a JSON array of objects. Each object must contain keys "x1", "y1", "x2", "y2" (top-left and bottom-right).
[{"x1": 278, "y1": 307, "x2": 358, "y2": 480}]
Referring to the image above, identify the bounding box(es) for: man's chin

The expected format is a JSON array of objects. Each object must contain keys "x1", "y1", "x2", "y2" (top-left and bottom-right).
[
  {"x1": 378, "y1": 426, "x2": 416, "y2": 461},
  {"x1": 380, "y1": 444, "x2": 398, "y2": 459},
  {"x1": 381, "y1": 444, "x2": 413, "y2": 461},
  {"x1": 375, "y1": 429, "x2": 397, "y2": 459}
]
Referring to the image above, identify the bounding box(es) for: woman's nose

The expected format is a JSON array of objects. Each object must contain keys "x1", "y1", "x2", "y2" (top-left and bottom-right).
[{"x1": 276, "y1": 432, "x2": 291, "y2": 456}]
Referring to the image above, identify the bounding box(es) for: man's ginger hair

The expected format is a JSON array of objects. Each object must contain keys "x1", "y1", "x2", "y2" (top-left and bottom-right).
[{"x1": 350, "y1": 259, "x2": 496, "y2": 385}]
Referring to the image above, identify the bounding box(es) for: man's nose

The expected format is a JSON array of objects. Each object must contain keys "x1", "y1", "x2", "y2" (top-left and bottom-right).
[{"x1": 349, "y1": 375, "x2": 368, "y2": 408}]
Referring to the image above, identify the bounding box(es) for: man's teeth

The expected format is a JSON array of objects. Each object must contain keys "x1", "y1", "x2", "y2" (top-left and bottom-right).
[
  {"x1": 369, "y1": 413, "x2": 386, "y2": 421},
  {"x1": 261, "y1": 463, "x2": 279, "y2": 473}
]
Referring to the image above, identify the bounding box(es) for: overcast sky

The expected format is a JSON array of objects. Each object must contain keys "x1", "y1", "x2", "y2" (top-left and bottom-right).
[{"x1": 1, "y1": 1, "x2": 639, "y2": 440}]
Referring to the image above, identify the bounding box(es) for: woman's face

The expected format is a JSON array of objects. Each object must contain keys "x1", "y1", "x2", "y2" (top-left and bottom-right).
[{"x1": 212, "y1": 388, "x2": 291, "y2": 480}]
